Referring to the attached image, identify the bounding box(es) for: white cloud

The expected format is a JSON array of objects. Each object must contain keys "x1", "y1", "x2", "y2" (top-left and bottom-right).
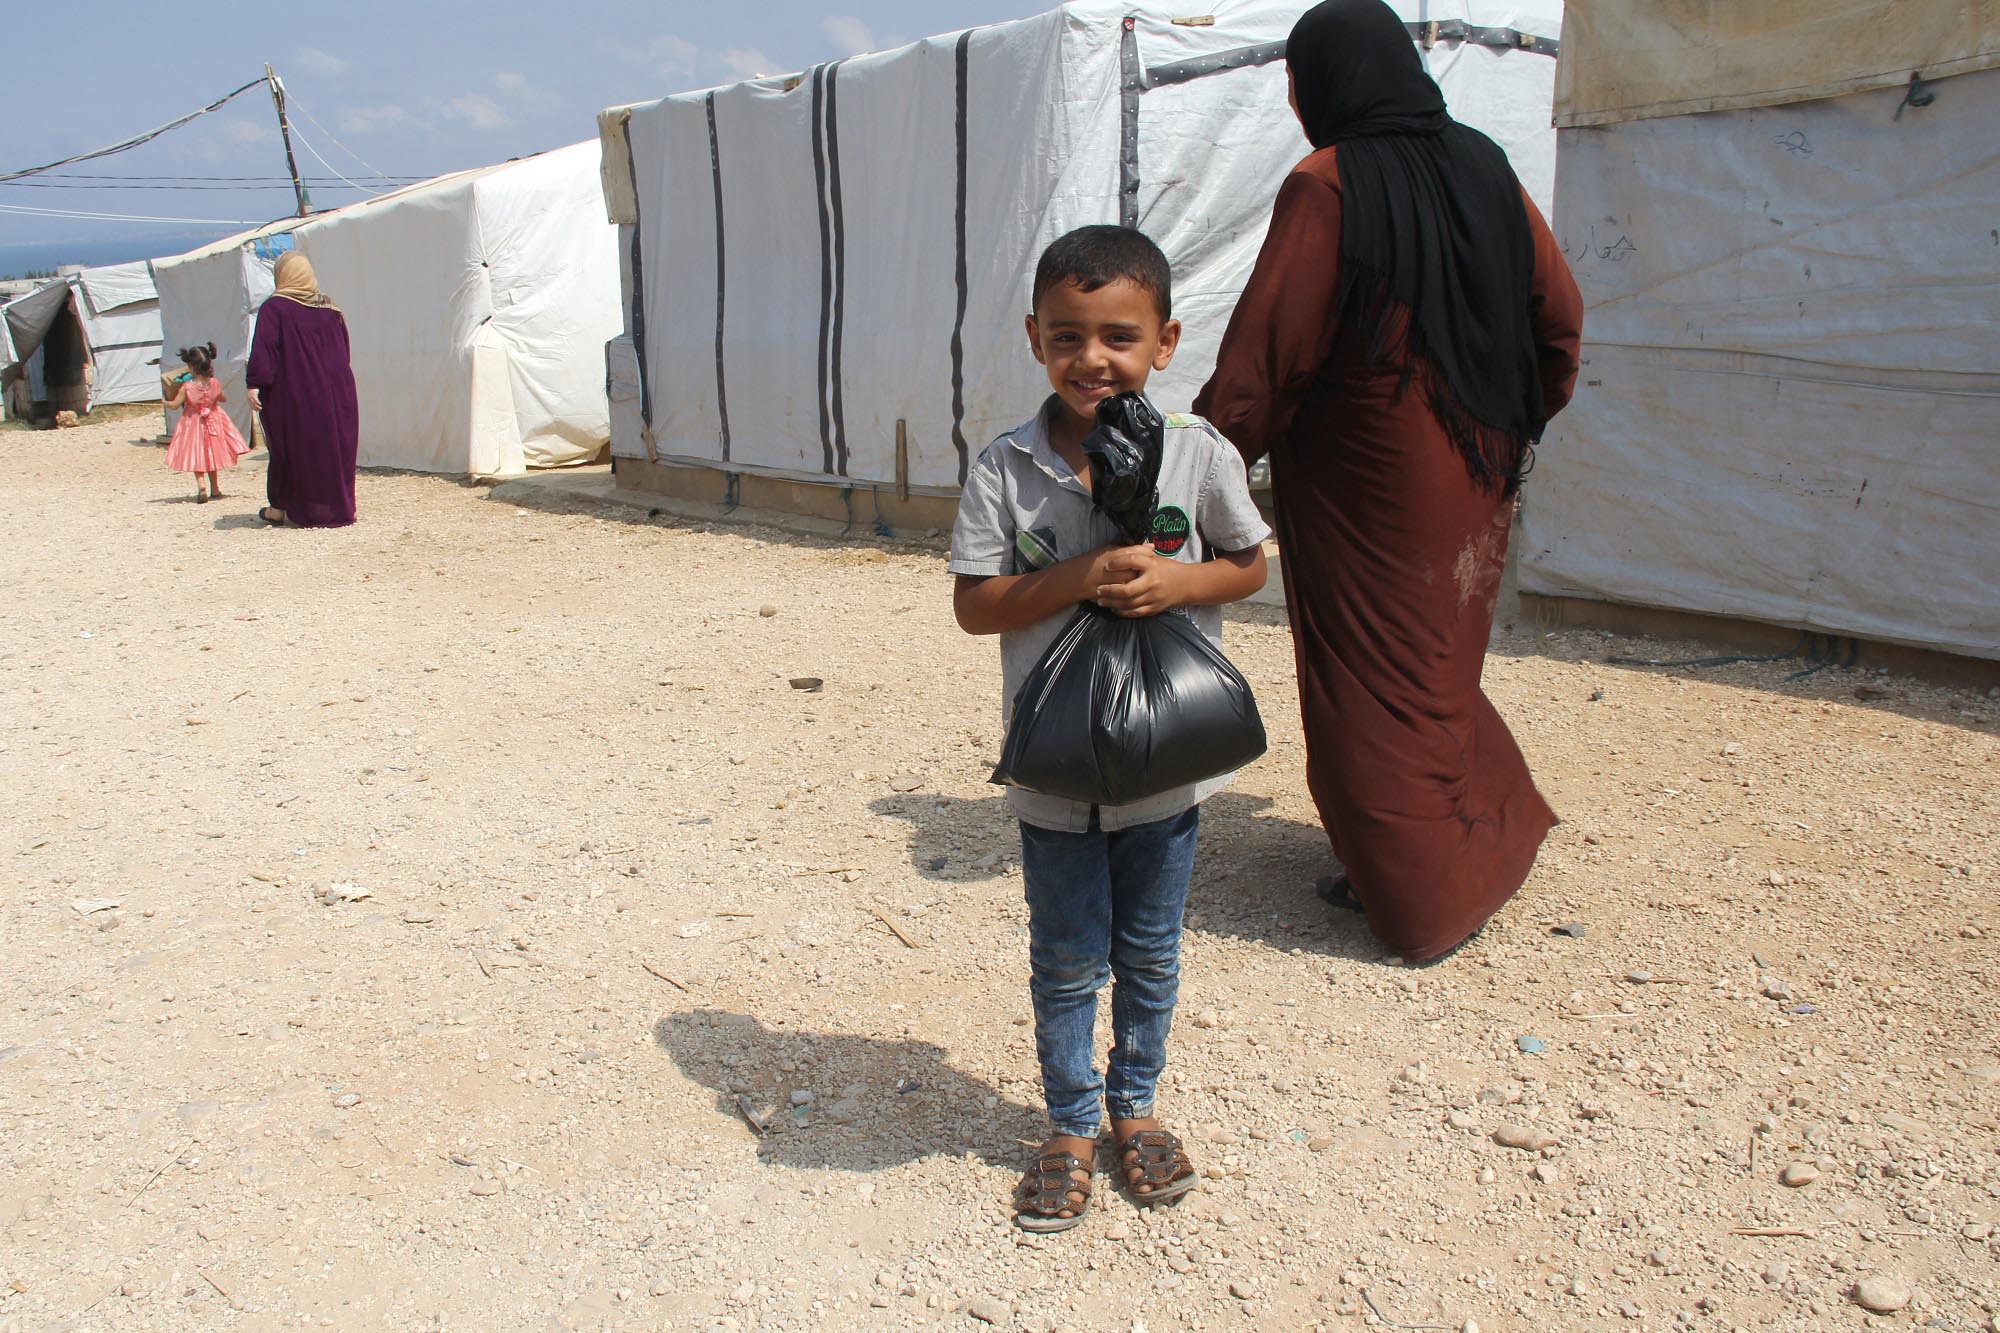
[
  {"x1": 339, "y1": 104, "x2": 412, "y2": 134},
  {"x1": 226, "y1": 119, "x2": 276, "y2": 144},
  {"x1": 294, "y1": 47, "x2": 351, "y2": 78},
  {"x1": 489, "y1": 69, "x2": 560, "y2": 116},
  {"x1": 719, "y1": 47, "x2": 776, "y2": 79},
  {"x1": 443, "y1": 93, "x2": 512, "y2": 131},
  {"x1": 624, "y1": 34, "x2": 699, "y2": 81},
  {"x1": 822, "y1": 16, "x2": 876, "y2": 56}
]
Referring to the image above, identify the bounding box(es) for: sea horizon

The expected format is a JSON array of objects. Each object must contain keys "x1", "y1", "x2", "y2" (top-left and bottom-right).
[{"x1": 0, "y1": 228, "x2": 246, "y2": 279}]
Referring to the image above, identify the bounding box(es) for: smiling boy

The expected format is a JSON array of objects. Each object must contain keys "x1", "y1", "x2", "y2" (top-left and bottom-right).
[{"x1": 948, "y1": 225, "x2": 1270, "y2": 1231}]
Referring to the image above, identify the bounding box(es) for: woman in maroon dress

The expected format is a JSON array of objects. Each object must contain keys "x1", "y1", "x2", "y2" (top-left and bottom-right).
[
  {"x1": 246, "y1": 252, "x2": 359, "y2": 528},
  {"x1": 1194, "y1": 0, "x2": 1584, "y2": 961}
]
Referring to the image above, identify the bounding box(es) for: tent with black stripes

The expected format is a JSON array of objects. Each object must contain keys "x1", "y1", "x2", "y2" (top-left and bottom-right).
[
  {"x1": 596, "y1": 0, "x2": 1562, "y2": 507},
  {"x1": 284, "y1": 140, "x2": 622, "y2": 478},
  {"x1": 1, "y1": 262, "x2": 163, "y2": 420}
]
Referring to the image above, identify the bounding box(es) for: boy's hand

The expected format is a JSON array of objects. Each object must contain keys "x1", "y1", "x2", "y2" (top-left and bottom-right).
[
  {"x1": 1073, "y1": 543, "x2": 1141, "y2": 598},
  {"x1": 1095, "y1": 547, "x2": 1191, "y2": 618}
]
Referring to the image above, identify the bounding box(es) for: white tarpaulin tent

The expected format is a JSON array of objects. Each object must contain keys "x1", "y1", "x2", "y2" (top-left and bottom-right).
[
  {"x1": 1, "y1": 261, "x2": 163, "y2": 413},
  {"x1": 598, "y1": 0, "x2": 1563, "y2": 493},
  {"x1": 1520, "y1": 1, "x2": 2000, "y2": 660},
  {"x1": 153, "y1": 217, "x2": 312, "y2": 443},
  {"x1": 290, "y1": 141, "x2": 621, "y2": 477}
]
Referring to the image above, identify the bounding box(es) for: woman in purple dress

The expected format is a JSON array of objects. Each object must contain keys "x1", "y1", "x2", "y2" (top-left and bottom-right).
[{"x1": 246, "y1": 252, "x2": 359, "y2": 528}]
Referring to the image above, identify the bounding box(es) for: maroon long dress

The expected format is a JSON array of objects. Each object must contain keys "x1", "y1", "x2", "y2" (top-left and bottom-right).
[
  {"x1": 246, "y1": 297, "x2": 359, "y2": 528},
  {"x1": 1195, "y1": 147, "x2": 1584, "y2": 962}
]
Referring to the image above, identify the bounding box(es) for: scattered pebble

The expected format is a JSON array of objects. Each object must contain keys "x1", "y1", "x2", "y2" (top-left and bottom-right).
[
  {"x1": 1779, "y1": 1162, "x2": 1818, "y2": 1187},
  {"x1": 1493, "y1": 1124, "x2": 1556, "y2": 1152},
  {"x1": 1852, "y1": 1274, "x2": 1912, "y2": 1314},
  {"x1": 313, "y1": 882, "x2": 373, "y2": 906},
  {"x1": 968, "y1": 1297, "x2": 1012, "y2": 1324},
  {"x1": 1515, "y1": 1035, "x2": 1546, "y2": 1054}
]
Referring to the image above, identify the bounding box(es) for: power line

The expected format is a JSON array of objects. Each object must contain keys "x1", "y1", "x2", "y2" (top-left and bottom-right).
[
  {"x1": 1, "y1": 180, "x2": 428, "y2": 192},
  {"x1": 283, "y1": 92, "x2": 397, "y2": 182},
  {"x1": 0, "y1": 201, "x2": 262, "y2": 225},
  {"x1": 32, "y1": 172, "x2": 424, "y2": 183},
  {"x1": 282, "y1": 118, "x2": 386, "y2": 197},
  {"x1": 0, "y1": 78, "x2": 271, "y2": 183}
]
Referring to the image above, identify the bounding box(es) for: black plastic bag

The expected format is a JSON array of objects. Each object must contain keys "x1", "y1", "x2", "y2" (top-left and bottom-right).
[
  {"x1": 1081, "y1": 392, "x2": 1164, "y2": 545},
  {"x1": 991, "y1": 604, "x2": 1267, "y2": 806}
]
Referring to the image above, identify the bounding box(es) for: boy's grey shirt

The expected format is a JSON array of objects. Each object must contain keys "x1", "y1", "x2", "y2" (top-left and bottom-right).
[{"x1": 949, "y1": 396, "x2": 1273, "y2": 832}]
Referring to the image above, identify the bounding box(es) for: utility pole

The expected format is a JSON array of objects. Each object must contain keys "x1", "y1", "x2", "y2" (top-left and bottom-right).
[{"x1": 266, "y1": 65, "x2": 312, "y2": 217}]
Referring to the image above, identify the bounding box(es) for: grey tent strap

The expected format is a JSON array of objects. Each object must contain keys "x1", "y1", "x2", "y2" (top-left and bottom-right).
[
  {"x1": 1408, "y1": 20, "x2": 1558, "y2": 56},
  {"x1": 1142, "y1": 22, "x2": 1555, "y2": 91}
]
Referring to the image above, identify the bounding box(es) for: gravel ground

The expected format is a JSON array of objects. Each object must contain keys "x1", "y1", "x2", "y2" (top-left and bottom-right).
[{"x1": 2, "y1": 413, "x2": 1996, "y2": 1333}]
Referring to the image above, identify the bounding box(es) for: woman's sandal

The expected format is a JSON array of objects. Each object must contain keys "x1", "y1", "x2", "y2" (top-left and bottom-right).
[
  {"x1": 1012, "y1": 1151, "x2": 1094, "y2": 1233},
  {"x1": 1316, "y1": 874, "x2": 1364, "y2": 914},
  {"x1": 1115, "y1": 1128, "x2": 1199, "y2": 1205},
  {"x1": 256, "y1": 507, "x2": 286, "y2": 525}
]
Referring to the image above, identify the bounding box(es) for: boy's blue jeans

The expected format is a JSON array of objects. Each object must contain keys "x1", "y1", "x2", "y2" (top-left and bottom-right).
[{"x1": 1018, "y1": 806, "x2": 1200, "y2": 1139}]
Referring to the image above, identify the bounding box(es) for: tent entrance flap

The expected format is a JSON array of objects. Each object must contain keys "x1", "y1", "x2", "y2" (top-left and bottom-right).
[{"x1": 43, "y1": 303, "x2": 89, "y2": 412}]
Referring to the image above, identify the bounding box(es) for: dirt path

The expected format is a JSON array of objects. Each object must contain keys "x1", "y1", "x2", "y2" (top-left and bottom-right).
[{"x1": 1, "y1": 414, "x2": 1995, "y2": 1333}]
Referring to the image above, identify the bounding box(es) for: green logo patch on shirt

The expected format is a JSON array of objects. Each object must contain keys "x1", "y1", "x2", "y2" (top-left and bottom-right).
[{"x1": 1150, "y1": 505, "x2": 1192, "y2": 556}]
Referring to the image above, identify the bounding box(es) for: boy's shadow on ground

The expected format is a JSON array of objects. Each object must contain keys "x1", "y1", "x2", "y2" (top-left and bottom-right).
[
  {"x1": 653, "y1": 1009, "x2": 1042, "y2": 1172},
  {"x1": 869, "y1": 788, "x2": 1388, "y2": 965}
]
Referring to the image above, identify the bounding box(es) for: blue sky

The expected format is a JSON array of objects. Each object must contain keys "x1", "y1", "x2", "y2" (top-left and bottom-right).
[{"x1": 1, "y1": 1, "x2": 1056, "y2": 268}]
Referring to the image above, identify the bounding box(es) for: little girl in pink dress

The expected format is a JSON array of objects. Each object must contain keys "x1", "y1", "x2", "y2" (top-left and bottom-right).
[{"x1": 163, "y1": 342, "x2": 250, "y2": 503}]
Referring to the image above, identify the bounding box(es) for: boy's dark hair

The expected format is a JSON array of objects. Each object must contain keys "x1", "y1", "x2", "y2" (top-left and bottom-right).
[
  {"x1": 1033, "y1": 225, "x2": 1172, "y2": 321},
  {"x1": 178, "y1": 342, "x2": 217, "y2": 377}
]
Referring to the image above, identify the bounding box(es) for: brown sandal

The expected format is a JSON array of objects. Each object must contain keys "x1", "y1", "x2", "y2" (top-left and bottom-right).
[
  {"x1": 1012, "y1": 1151, "x2": 1093, "y2": 1232},
  {"x1": 1115, "y1": 1128, "x2": 1198, "y2": 1205}
]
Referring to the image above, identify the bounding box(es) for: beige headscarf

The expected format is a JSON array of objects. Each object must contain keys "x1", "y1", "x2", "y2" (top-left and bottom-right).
[{"x1": 271, "y1": 252, "x2": 339, "y2": 310}]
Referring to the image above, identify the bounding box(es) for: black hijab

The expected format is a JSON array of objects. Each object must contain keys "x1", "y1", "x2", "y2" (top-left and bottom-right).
[{"x1": 1288, "y1": 0, "x2": 1543, "y2": 492}]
